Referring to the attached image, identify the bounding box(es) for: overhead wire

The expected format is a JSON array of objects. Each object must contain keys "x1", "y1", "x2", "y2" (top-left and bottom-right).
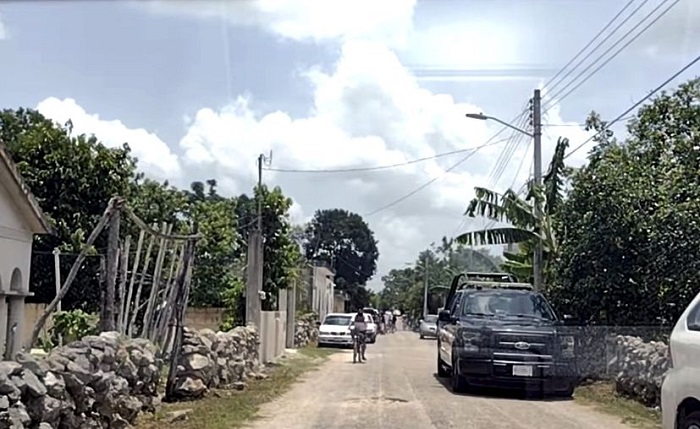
[
  {"x1": 544, "y1": 0, "x2": 681, "y2": 114},
  {"x1": 449, "y1": 111, "x2": 533, "y2": 241},
  {"x1": 363, "y1": 134, "x2": 514, "y2": 217},
  {"x1": 565, "y1": 52, "x2": 700, "y2": 159},
  {"x1": 263, "y1": 143, "x2": 507, "y2": 173},
  {"x1": 445, "y1": 0, "x2": 635, "y2": 242},
  {"x1": 487, "y1": 110, "x2": 531, "y2": 188},
  {"x1": 543, "y1": 0, "x2": 638, "y2": 95},
  {"x1": 543, "y1": 0, "x2": 647, "y2": 99}
]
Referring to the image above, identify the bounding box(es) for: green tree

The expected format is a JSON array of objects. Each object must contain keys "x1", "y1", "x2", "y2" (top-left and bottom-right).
[
  {"x1": 0, "y1": 108, "x2": 136, "y2": 309},
  {"x1": 553, "y1": 78, "x2": 700, "y2": 326},
  {"x1": 184, "y1": 180, "x2": 241, "y2": 307},
  {"x1": 454, "y1": 137, "x2": 569, "y2": 284},
  {"x1": 303, "y1": 209, "x2": 379, "y2": 308}
]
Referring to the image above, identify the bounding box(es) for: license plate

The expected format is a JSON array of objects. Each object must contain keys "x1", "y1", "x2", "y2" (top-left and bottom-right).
[{"x1": 512, "y1": 365, "x2": 533, "y2": 377}]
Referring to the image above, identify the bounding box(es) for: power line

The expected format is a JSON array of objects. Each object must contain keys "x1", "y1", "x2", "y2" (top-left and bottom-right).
[
  {"x1": 543, "y1": 0, "x2": 638, "y2": 95},
  {"x1": 565, "y1": 52, "x2": 700, "y2": 159},
  {"x1": 364, "y1": 135, "x2": 513, "y2": 217},
  {"x1": 488, "y1": 110, "x2": 531, "y2": 188},
  {"x1": 544, "y1": 0, "x2": 680, "y2": 114},
  {"x1": 263, "y1": 140, "x2": 506, "y2": 174}
]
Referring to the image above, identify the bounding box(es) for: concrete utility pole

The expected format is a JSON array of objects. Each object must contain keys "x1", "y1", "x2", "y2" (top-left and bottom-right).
[
  {"x1": 464, "y1": 89, "x2": 542, "y2": 291},
  {"x1": 532, "y1": 89, "x2": 543, "y2": 292},
  {"x1": 422, "y1": 257, "x2": 429, "y2": 318},
  {"x1": 245, "y1": 153, "x2": 270, "y2": 328}
]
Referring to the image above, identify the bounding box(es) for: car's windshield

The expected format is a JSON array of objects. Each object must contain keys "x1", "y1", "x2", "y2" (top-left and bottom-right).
[
  {"x1": 424, "y1": 315, "x2": 438, "y2": 323},
  {"x1": 459, "y1": 291, "x2": 555, "y2": 320},
  {"x1": 323, "y1": 316, "x2": 351, "y2": 326}
]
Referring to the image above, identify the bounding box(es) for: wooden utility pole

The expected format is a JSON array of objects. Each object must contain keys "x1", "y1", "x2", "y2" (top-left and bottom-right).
[{"x1": 101, "y1": 200, "x2": 122, "y2": 332}]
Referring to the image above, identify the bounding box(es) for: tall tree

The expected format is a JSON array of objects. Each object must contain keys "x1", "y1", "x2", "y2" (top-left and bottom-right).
[
  {"x1": 553, "y1": 78, "x2": 700, "y2": 326},
  {"x1": 184, "y1": 180, "x2": 241, "y2": 307},
  {"x1": 0, "y1": 108, "x2": 137, "y2": 309},
  {"x1": 303, "y1": 209, "x2": 379, "y2": 307}
]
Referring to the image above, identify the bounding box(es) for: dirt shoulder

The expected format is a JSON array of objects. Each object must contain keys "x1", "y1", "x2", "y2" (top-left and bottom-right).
[{"x1": 135, "y1": 347, "x2": 336, "y2": 429}]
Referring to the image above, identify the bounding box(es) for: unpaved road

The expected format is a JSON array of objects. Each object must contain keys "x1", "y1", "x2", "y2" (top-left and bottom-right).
[{"x1": 247, "y1": 331, "x2": 633, "y2": 429}]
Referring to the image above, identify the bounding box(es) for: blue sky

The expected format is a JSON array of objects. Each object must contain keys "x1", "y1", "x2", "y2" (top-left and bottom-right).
[{"x1": 1, "y1": 0, "x2": 698, "y2": 289}]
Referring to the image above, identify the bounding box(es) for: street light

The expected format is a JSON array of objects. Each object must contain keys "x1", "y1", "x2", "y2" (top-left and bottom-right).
[
  {"x1": 464, "y1": 95, "x2": 543, "y2": 292},
  {"x1": 465, "y1": 113, "x2": 533, "y2": 138}
]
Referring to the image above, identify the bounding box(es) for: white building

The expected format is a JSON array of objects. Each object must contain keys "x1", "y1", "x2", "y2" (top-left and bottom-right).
[{"x1": 0, "y1": 144, "x2": 52, "y2": 359}]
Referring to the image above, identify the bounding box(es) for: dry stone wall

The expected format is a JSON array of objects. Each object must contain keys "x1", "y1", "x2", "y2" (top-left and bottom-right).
[
  {"x1": 294, "y1": 313, "x2": 318, "y2": 347},
  {"x1": 170, "y1": 325, "x2": 264, "y2": 400},
  {"x1": 610, "y1": 335, "x2": 671, "y2": 407},
  {"x1": 0, "y1": 332, "x2": 160, "y2": 429}
]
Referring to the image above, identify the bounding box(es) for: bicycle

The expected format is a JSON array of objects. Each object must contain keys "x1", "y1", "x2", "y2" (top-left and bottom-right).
[{"x1": 351, "y1": 328, "x2": 367, "y2": 363}]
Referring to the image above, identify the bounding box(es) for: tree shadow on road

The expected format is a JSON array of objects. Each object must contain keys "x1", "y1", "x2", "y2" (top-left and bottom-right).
[{"x1": 432, "y1": 374, "x2": 572, "y2": 403}]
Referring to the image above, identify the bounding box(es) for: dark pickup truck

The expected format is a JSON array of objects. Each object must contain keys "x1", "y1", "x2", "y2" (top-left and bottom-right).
[{"x1": 436, "y1": 273, "x2": 577, "y2": 397}]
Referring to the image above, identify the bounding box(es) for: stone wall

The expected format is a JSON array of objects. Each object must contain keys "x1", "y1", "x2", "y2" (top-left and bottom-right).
[
  {"x1": 610, "y1": 335, "x2": 671, "y2": 407},
  {"x1": 170, "y1": 325, "x2": 264, "y2": 400},
  {"x1": 294, "y1": 313, "x2": 318, "y2": 348},
  {"x1": 0, "y1": 332, "x2": 159, "y2": 429}
]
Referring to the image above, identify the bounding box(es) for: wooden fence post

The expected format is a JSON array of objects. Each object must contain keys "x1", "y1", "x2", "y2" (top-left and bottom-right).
[
  {"x1": 164, "y1": 236, "x2": 197, "y2": 402},
  {"x1": 101, "y1": 202, "x2": 121, "y2": 332}
]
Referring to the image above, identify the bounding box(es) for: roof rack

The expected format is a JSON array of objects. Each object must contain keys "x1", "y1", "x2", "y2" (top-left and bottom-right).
[
  {"x1": 459, "y1": 280, "x2": 534, "y2": 291},
  {"x1": 464, "y1": 272, "x2": 518, "y2": 283}
]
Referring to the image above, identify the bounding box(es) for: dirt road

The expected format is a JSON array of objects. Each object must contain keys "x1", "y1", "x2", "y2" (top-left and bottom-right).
[{"x1": 247, "y1": 331, "x2": 634, "y2": 429}]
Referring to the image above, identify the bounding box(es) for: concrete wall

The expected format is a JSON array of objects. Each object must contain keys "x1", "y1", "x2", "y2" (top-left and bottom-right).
[
  {"x1": 260, "y1": 310, "x2": 286, "y2": 363},
  {"x1": 306, "y1": 265, "x2": 335, "y2": 322}
]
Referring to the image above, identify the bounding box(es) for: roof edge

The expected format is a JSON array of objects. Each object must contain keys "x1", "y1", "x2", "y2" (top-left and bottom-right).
[{"x1": 0, "y1": 141, "x2": 55, "y2": 235}]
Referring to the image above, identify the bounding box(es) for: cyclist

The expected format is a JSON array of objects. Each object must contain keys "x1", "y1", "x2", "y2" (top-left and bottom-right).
[{"x1": 350, "y1": 308, "x2": 368, "y2": 361}]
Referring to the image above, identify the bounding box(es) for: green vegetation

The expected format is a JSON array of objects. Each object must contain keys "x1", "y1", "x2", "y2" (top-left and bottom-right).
[
  {"x1": 575, "y1": 382, "x2": 661, "y2": 429},
  {"x1": 135, "y1": 347, "x2": 336, "y2": 429},
  {"x1": 0, "y1": 108, "x2": 379, "y2": 321},
  {"x1": 384, "y1": 77, "x2": 700, "y2": 329}
]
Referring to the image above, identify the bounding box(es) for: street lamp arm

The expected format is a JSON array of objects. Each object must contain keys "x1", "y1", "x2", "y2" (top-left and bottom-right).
[{"x1": 465, "y1": 113, "x2": 533, "y2": 137}]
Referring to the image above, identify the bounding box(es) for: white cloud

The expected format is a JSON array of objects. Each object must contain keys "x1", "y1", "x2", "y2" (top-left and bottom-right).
[
  {"x1": 174, "y1": 40, "x2": 589, "y2": 288},
  {"x1": 0, "y1": 12, "x2": 7, "y2": 40},
  {"x1": 36, "y1": 98, "x2": 181, "y2": 180},
  {"x1": 141, "y1": 0, "x2": 416, "y2": 48},
  {"x1": 37, "y1": 2, "x2": 596, "y2": 290}
]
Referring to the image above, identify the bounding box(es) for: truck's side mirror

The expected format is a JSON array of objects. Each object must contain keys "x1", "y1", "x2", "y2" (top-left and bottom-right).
[{"x1": 438, "y1": 309, "x2": 452, "y2": 322}]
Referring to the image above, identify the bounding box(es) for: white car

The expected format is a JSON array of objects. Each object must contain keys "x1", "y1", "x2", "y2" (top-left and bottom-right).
[
  {"x1": 365, "y1": 314, "x2": 378, "y2": 344},
  {"x1": 318, "y1": 313, "x2": 353, "y2": 347},
  {"x1": 661, "y1": 290, "x2": 700, "y2": 429}
]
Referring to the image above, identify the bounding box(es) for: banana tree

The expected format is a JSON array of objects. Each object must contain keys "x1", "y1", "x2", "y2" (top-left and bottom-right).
[{"x1": 455, "y1": 137, "x2": 569, "y2": 283}]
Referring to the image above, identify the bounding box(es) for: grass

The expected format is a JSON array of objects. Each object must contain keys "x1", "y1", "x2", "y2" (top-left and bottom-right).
[
  {"x1": 136, "y1": 345, "x2": 338, "y2": 429},
  {"x1": 574, "y1": 382, "x2": 662, "y2": 429}
]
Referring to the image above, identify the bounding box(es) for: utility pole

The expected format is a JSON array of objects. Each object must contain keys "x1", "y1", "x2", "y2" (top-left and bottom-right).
[
  {"x1": 422, "y1": 257, "x2": 429, "y2": 318},
  {"x1": 246, "y1": 153, "x2": 271, "y2": 327},
  {"x1": 531, "y1": 89, "x2": 543, "y2": 292},
  {"x1": 257, "y1": 154, "x2": 264, "y2": 231}
]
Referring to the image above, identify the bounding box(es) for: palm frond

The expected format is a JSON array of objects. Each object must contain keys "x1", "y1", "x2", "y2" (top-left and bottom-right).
[
  {"x1": 543, "y1": 137, "x2": 569, "y2": 215},
  {"x1": 503, "y1": 251, "x2": 529, "y2": 264},
  {"x1": 465, "y1": 187, "x2": 536, "y2": 228},
  {"x1": 455, "y1": 227, "x2": 539, "y2": 246}
]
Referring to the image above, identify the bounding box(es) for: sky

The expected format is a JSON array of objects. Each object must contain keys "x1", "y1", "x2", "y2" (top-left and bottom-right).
[{"x1": 0, "y1": 0, "x2": 698, "y2": 290}]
